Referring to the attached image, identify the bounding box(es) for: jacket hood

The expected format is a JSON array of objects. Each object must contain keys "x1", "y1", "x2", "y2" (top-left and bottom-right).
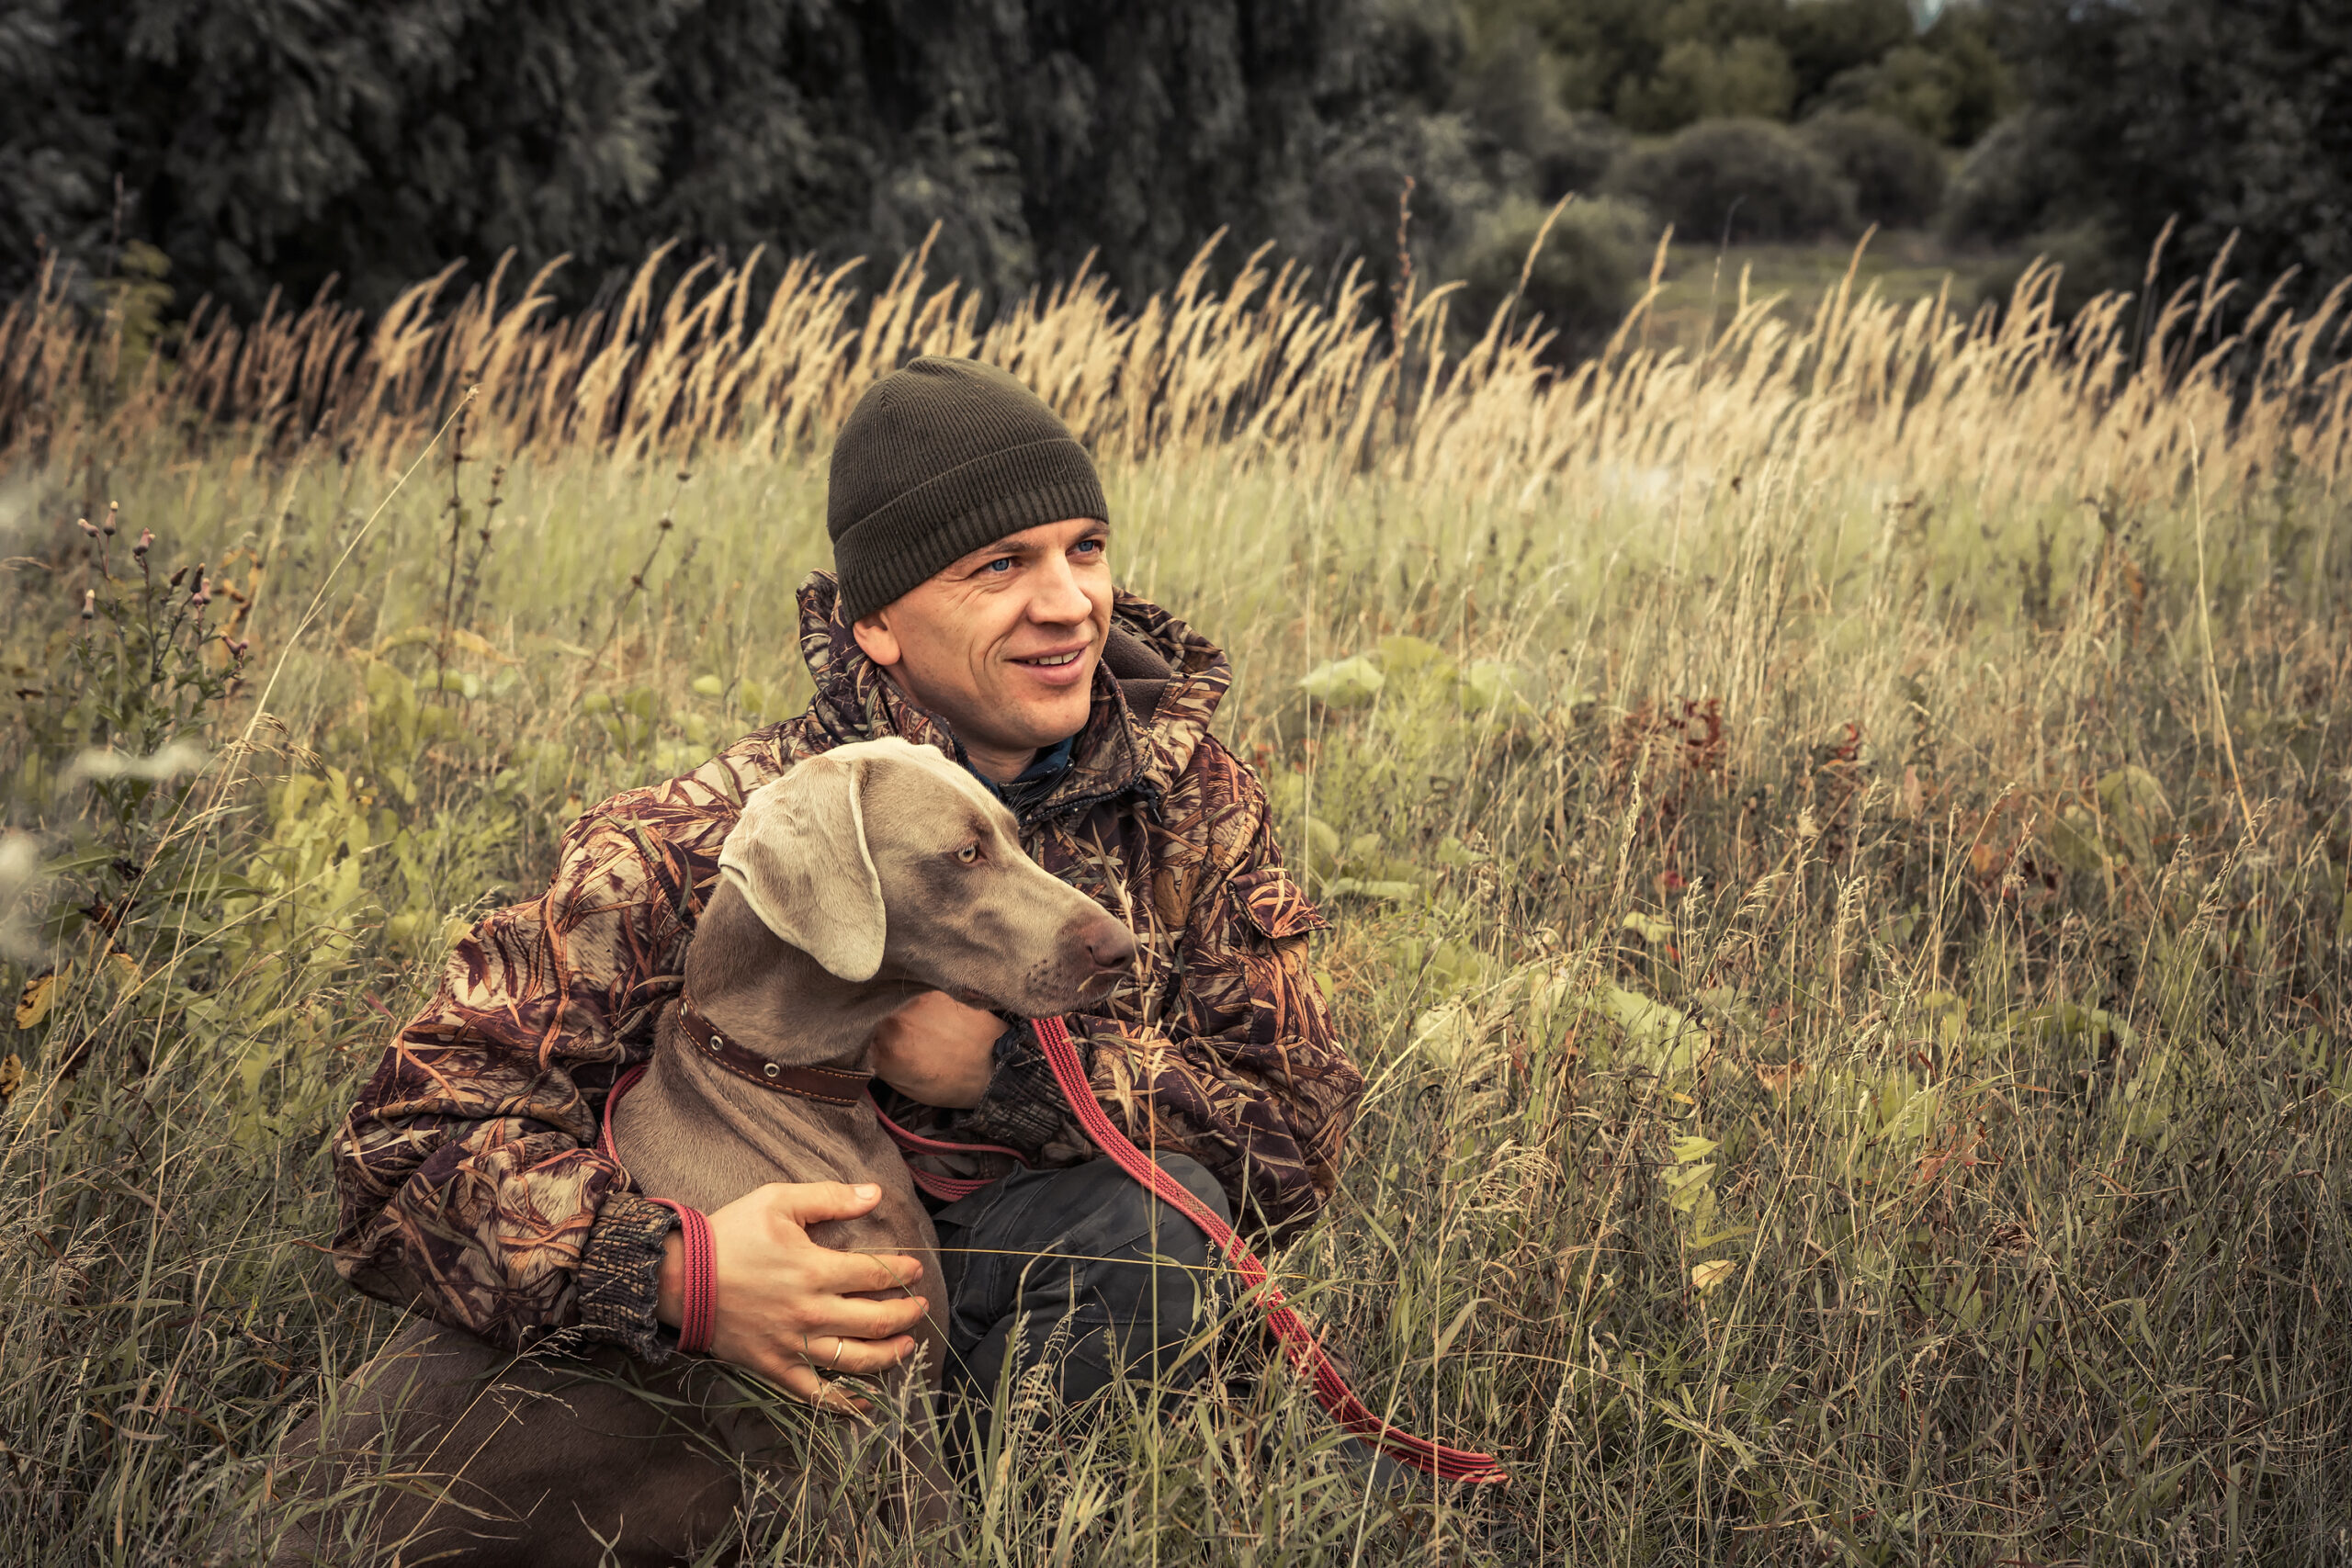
[{"x1": 792, "y1": 570, "x2": 1231, "y2": 818}]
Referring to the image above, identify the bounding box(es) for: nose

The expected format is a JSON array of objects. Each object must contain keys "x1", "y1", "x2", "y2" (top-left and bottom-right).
[
  {"x1": 1028, "y1": 549, "x2": 1095, "y2": 627},
  {"x1": 1080, "y1": 917, "x2": 1137, "y2": 975}
]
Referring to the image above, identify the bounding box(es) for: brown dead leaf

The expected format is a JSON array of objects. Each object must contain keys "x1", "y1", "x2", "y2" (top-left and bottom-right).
[
  {"x1": 1896, "y1": 764, "x2": 1926, "y2": 819},
  {"x1": 15, "y1": 968, "x2": 60, "y2": 1030},
  {"x1": 1753, "y1": 1059, "x2": 1807, "y2": 1093}
]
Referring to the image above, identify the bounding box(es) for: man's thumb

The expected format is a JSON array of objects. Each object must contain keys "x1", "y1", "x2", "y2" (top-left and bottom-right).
[{"x1": 769, "y1": 1180, "x2": 883, "y2": 1224}]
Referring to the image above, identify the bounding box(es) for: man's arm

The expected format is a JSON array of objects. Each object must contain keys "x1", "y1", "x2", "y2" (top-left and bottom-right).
[
  {"x1": 334, "y1": 787, "x2": 934, "y2": 1385},
  {"x1": 958, "y1": 741, "x2": 1363, "y2": 1236},
  {"x1": 332, "y1": 809, "x2": 692, "y2": 1353}
]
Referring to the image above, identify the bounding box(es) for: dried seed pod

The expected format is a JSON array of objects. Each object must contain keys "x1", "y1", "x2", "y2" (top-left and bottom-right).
[
  {"x1": 80, "y1": 590, "x2": 95, "y2": 620},
  {"x1": 76, "y1": 517, "x2": 98, "y2": 537},
  {"x1": 103, "y1": 502, "x2": 119, "y2": 536},
  {"x1": 133, "y1": 529, "x2": 153, "y2": 556}
]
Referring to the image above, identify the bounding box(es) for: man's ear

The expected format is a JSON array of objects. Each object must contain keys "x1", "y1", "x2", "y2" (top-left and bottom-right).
[
  {"x1": 717, "y1": 754, "x2": 885, "y2": 981},
  {"x1": 853, "y1": 610, "x2": 901, "y2": 669}
]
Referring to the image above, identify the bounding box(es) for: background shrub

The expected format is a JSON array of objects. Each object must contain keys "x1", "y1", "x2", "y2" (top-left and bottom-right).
[
  {"x1": 1452, "y1": 193, "x2": 1650, "y2": 361},
  {"x1": 1453, "y1": 32, "x2": 1630, "y2": 200},
  {"x1": 1530, "y1": 111, "x2": 1631, "y2": 202},
  {"x1": 1611, "y1": 117, "x2": 1857, "y2": 244},
  {"x1": 1939, "y1": 108, "x2": 2075, "y2": 247},
  {"x1": 1616, "y1": 36, "x2": 1800, "y2": 131},
  {"x1": 1799, "y1": 109, "x2": 1948, "y2": 229}
]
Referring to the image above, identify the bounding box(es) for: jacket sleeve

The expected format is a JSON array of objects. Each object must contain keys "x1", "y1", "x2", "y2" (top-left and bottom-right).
[
  {"x1": 961, "y1": 752, "x2": 1362, "y2": 1238},
  {"x1": 330, "y1": 808, "x2": 695, "y2": 1357}
]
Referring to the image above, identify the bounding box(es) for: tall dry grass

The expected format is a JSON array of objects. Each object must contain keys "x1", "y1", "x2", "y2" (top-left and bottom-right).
[
  {"x1": 7, "y1": 227, "x2": 2348, "y2": 504},
  {"x1": 0, "y1": 230, "x2": 2346, "y2": 1563}
]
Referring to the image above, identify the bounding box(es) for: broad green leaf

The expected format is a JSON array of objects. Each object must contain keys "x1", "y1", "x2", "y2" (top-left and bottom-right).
[
  {"x1": 1411, "y1": 1002, "x2": 1478, "y2": 1071},
  {"x1": 1622, "y1": 911, "x2": 1675, "y2": 945},
  {"x1": 1589, "y1": 985, "x2": 1706, "y2": 1077},
  {"x1": 373, "y1": 626, "x2": 514, "y2": 663},
  {"x1": 1303, "y1": 816, "x2": 1342, "y2": 874},
  {"x1": 1297, "y1": 656, "x2": 1385, "y2": 707},
  {"x1": 2096, "y1": 764, "x2": 2171, "y2": 822},
  {"x1": 691, "y1": 673, "x2": 725, "y2": 698},
  {"x1": 2048, "y1": 807, "x2": 2109, "y2": 875},
  {"x1": 1433, "y1": 836, "x2": 1484, "y2": 869},
  {"x1": 1691, "y1": 1259, "x2": 1736, "y2": 1292},
  {"x1": 1375, "y1": 635, "x2": 1448, "y2": 675},
  {"x1": 1325, "y1": 877, "x2": 1421, "y2": 903},
  {"x1": 1456, "y1": 660, "x2": 1532, "y2": 715},
  {"x1": 1666, "y1": 1163, "x2": 1716, "y2": 1210},
  {"x1": 1668, "y1": 1135, "x2": 1720, "y2": 1165}
]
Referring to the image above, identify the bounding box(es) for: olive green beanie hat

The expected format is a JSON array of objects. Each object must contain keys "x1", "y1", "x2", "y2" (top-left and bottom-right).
[{"x1": 827, "y1": 355, "x2": 1108, "y2": 622}]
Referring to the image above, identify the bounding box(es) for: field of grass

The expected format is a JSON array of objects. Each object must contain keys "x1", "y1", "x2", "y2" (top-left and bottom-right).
[
  {"x1": 1636, "y1": 232, "x2": 2023, "y2": 355},
  {"x1": 1, "y1": 236, "x2": 2348, "y2": 1563}
]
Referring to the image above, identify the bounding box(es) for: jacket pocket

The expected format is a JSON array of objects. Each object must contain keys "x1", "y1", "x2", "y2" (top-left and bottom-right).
[{"x1": 1227, "y1": 865, "x2": 1330, "y2": 942}]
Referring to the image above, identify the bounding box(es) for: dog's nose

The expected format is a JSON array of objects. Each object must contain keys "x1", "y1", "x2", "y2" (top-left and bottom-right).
[{"x1": 1080, "y1": 918, "x2": 1137, "y2": 974}]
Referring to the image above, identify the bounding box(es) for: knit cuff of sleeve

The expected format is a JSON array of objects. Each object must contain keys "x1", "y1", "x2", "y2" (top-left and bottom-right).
[
  {"x1": 577, "y1": 1190, "x2": 679, "y2": 1362},
  {"x1": 958, "y1": 1021, "x2": 1089, "y2": 1154}
]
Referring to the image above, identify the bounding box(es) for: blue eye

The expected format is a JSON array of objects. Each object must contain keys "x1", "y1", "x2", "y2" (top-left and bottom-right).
[{"x1": 984, "y1": 558, "x2": 1014, "y2": 574}]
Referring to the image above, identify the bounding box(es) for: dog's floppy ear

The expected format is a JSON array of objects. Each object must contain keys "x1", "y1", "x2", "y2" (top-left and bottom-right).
[{"x1": 718, "y1": 753, "x2": 886, "y2": 981}]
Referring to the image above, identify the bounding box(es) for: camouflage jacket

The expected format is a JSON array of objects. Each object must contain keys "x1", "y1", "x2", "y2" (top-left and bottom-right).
[{"x1": 331, "y1": 574, "x2": 1361, "y2": 1357}]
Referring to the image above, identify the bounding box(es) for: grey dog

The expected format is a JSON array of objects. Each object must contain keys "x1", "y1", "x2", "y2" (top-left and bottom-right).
[{"x1": 262, "y1": 738, "x2": 1136, "y2": 1565}]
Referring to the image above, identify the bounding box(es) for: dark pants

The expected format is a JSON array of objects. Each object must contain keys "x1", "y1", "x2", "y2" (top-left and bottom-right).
[{"x1": 932, "y1": 1154, "x2": 1228, "y2": 1415}]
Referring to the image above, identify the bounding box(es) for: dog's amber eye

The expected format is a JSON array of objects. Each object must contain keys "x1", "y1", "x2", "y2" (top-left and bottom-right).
[{"x1": 956, "y1": 843, "x2": 979, "y2": 864}]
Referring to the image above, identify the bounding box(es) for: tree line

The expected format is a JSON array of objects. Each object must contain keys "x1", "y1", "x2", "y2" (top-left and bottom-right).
[{"x1": 2, "y1": 0, "x2": 2343, "y2": 339}]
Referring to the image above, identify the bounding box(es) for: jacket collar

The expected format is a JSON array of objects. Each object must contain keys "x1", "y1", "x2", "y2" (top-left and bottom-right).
[{"x1": 792, "y1": 571, "x2": 1231, "y2": 821}]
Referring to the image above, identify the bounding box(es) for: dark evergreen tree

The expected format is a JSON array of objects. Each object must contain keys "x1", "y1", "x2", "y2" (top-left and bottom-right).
[
  {"x1": 11, "y1": 0, "x2": 1363, "y2": 317},
  {"x1": 102, "y1": 0, "x2": 686, "y2": 312},
  {"x1": 1996, "y1": 0, "x2": 2352, "y2": 291},
  {"x1": 0, "y1": 0, "x2": 114, "y2": 297}
]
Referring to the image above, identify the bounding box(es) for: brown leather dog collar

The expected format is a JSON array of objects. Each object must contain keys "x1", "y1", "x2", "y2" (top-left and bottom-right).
[{"x1": 675, "y1": 995, "x2": 873, "y2": 1106}]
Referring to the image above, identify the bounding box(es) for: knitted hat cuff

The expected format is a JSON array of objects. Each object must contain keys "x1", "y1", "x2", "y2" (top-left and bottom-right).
[{"x1": 833, "y1": 440, "x2": 1107, "y2": 621}]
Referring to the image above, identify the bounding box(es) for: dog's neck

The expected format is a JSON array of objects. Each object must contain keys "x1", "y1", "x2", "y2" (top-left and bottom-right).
[{"x1": 682, "y1": 883, "x2": 923, "y2": 1070}]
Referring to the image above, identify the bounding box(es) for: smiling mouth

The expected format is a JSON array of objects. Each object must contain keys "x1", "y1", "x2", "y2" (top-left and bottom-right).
[{"x1": 1014, "y1": 649, "x2": 1085, "y2": 669}]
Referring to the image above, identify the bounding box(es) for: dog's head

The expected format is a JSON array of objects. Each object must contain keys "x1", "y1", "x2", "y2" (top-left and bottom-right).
[{"x1": 717, "y1": 736, "x2": 1136, "y2": 1016}]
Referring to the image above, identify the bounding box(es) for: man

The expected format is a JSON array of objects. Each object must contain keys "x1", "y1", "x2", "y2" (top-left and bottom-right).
[{"x1": 333, "y1": 355, "x2": 1362, "y2": 1423}]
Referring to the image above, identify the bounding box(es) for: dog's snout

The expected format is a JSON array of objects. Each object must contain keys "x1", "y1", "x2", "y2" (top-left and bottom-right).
[{"x1": 1081, "y1": 918, "x2": 1137, "y2": 974}]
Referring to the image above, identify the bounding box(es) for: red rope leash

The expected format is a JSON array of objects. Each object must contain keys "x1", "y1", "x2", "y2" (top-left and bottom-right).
[
  {"x1": 605, "y1": 1023, "x2": 1507, "y2": 1481},
  {"x1": 600, "y1": 1066, "x2": 718, "y2": 1354},
  {"x1": 649, "y1": 1198, "x2": 718, "y2": 1352},
  {"x1": 869, "y1": 1095, "x2": 1031, "y2": 1201},
  {"x1": 1031, "y1": 1015, "x2": 1509, "y2": 1486}
]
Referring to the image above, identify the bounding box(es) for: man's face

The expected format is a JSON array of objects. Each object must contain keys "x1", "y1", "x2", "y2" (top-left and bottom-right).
[{"x1": 852, "y1": 517, "x2": 1113, "y2": 782}]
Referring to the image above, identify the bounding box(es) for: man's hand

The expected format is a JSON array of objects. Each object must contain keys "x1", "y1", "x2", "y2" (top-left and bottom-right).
[
  {"x1": 868, "y1": 990, "x2": 1002, "y2": 1109},
  {"x1": 657, "y1": 1181, "x2": 929, "y2": 1413}
]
